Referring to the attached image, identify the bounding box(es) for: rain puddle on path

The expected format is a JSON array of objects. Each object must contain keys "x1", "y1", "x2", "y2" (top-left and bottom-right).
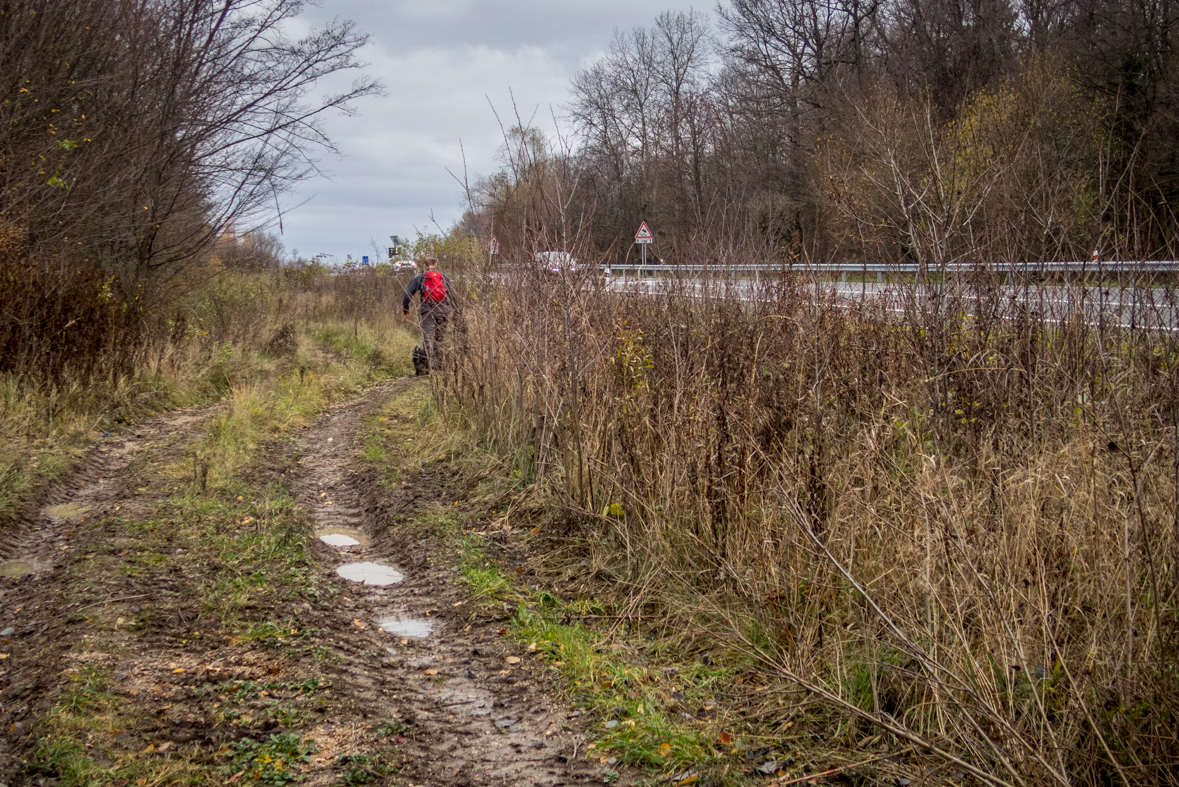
[
  {"x1": 317, "y1": 526, "x2": 371, "y2": 548},
  {"x1": 0, "y1": 560, "x2": 36, "y2": 578},
  {"x1": 41, "y1": 503, "x2": 91, "y2": 522},
  {"x1": 378, "y1": 615, "x2": 434, "y2": 638},
  {"x1": 336, "y1": 562, "x2": 404, "y2": 586}
]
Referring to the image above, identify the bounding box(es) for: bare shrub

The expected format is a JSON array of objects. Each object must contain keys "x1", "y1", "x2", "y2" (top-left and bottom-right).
[
  {"x1": 0, "y1": 262, "x2": 144, "y2": 388},
  {"x1": 440, "y1": 255, "x2": 1179, "y2": 783}
]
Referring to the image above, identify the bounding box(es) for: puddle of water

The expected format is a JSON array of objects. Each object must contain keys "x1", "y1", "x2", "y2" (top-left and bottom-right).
[
  {"x1": 0, "y1": 560, "x2": 36, "y2": 578},
  {"x1": 379, "y1": 616, "x2": 434, "y2": 638},
  {"x1": 316, "y1": 526, "x2": 370, "y2": 547},
  {"x1": 318, "y1": 532, "x2": 363, "y2": 544},
  {"x1": 42, "y1": 503, "x2": 92, "y2": 521},
  {"x1": 336, "y1": 562, "x2": 404, "y2": 586}
]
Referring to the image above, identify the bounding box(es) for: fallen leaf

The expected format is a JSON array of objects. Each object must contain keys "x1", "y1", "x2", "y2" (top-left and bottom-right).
[
  {"x1": 352, "y1": 619, "x2": 366, "y2": 629},
  {"x1": 423, "y1": 669, "x2": 439, "y2": 675},
  {"x1": 0, "y1": 654, "x2": 8, "y2": 660},
  {"x1": 505, "y1": 656, "x2": 521, "y2": 665},
  {"x1": 241, "y1": 517, "x2": 254, "y2": 524},
  {"x1": 453, "y1": 601, "x2": 464, "y2": 607},
  {"x1": 172, "y1": 668, "x2": 185, "y2": 674},
  {"x1": 400, "y1": 638, "x2": 409, "y2": 645},
  {"x1": 527, "y1": 642, "x2": 537, "y2": 651},
  {"x1": 719, "y1": 731, "x2": 732, "y2": 745}
]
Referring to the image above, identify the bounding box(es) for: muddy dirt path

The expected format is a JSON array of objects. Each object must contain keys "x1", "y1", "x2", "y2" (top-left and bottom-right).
[
  {"x1": 0, "y1": 405, "x2": 222, "y2": 773},
  {"x1": 0, "y1": 379, "x2": 618, "y2": 786},
  {"x1": 290, "y1": 379, "x2": 610, "y2": 787}
]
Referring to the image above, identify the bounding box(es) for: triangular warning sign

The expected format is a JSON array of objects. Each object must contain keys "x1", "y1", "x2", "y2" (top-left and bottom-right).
[{"x1": 635, "y1": 221, "x2": 654, "y2": 240}]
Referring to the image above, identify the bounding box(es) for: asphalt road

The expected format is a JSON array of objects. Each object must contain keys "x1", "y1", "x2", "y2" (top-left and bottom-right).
[{"x1": 601, "y1": 276, "x2": 1179, "y2": 333}]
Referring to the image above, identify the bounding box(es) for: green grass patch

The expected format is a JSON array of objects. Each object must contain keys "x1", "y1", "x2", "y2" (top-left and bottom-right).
[
  {"x1": 30, "y1": 665, "x2": 217, "y2": 786},
  {"x1": 220, "y1": 732, "x2": 314, "y2": 785}
]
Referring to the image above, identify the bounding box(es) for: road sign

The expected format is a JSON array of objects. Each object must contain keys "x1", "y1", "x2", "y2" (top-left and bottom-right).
[
  {"x1": 489, "y1": 236, "x2": 500, "y2": 254},
  {"x1": 635, "y1": 221, "x2": 654, "y2": 244}
]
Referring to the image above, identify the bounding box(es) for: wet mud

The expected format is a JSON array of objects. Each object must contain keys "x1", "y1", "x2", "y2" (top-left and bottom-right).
[
  {"x1": 292, "y1": 381, "x2": 613, "y2": 786},
  {"x1": 0, "y1": 382, "x2": 619, "y2": 786}
]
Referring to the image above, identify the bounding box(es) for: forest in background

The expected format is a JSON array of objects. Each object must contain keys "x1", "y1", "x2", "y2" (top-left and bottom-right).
[{"x1": 473, "y1": 0, "x2": 1179, "y2": 267}]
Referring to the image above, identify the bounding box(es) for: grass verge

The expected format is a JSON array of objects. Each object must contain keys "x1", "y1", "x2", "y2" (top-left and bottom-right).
[{"x1": 357, "y1": 387, "x2": 898, "y2": 787}]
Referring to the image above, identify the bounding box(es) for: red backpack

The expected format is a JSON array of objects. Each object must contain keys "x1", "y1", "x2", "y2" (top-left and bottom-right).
[{"x1": 423, "y1": 270, "x2": 446, "y2": 304}]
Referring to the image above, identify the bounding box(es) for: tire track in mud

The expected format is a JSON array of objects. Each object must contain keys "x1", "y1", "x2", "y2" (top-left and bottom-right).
[
  {"x1": 0, "y1": 404, "x2": 221, "y2": 774},
  {"x1": 0, "y1": 407, "x2": 216, "y2": 577},
  {"x1": 293, "y1": 378, "x2": 614, "y2": 787}
]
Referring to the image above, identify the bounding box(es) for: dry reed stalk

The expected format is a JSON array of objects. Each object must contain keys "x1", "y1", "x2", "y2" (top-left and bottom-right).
[{"x1": 440, "y1": 253, "x2": 1178, "y2": 785}]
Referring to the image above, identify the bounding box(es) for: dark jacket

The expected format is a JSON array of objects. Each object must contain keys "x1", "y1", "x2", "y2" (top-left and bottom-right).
[{"x1": 402, "y1": 270, "x2": 454, "y2": 315}]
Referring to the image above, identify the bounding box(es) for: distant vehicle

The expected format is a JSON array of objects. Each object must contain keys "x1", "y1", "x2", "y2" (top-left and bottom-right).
[
  {"x1": 536, "y1": 251, "x2": 577, "y2": 275},
  {"x1": 391, "y1": 260, "x2": 416, "y2": 272}
]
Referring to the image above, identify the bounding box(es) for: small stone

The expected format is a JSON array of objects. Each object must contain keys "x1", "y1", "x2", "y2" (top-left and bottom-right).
[
  {"x1": 0, "y1": 628, "x2": 14, "y2": 637},
  {"x1": 605, "y1": 720, "x2": 619, "y2": 729},
  {"x1": 495, "y1": 719, "x2": 516, "y2": 729}
]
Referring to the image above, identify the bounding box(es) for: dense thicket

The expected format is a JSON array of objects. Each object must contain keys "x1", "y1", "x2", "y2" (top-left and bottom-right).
[
  {"x1": 0, "y1": 0, "x2": 377, "y2": 295},
  {"x1": 477, "y1": 0, "x2": 1179, "y2": 265},
  {"x1": 0, "y1": 0, "x2": 377, "y2": 386}
]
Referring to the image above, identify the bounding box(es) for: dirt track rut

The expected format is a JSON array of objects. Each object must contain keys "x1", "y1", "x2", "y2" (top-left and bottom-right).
[
  {"x1": 292, "y1": 380, "x2": 610, "y2": 786},
  {"x1": 0, "y1": 379, "x2": 617, "y2": 786}
]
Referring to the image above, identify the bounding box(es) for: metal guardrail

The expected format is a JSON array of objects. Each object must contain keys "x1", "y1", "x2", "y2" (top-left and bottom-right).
[{"x1": 602, "y1": 260, "x2": 1179, "y2": 283}]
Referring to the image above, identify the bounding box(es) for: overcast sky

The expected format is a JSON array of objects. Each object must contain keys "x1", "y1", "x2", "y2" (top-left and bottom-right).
[{"x1": 276, "y1": 0, "x2": 711, "y2": 263}]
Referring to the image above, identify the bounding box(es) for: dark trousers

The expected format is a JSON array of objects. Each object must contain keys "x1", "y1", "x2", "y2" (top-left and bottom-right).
[{"x1": 420, "y1": 306, "x2": 449, "y2": 363}]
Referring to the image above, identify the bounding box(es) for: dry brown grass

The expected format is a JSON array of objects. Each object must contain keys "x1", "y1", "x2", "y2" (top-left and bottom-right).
[
  {"x1": 0, "y1": 265, "x2": 416, "y2": 527},
  {"x1": 438, "y1": 252, "x2": 1179, "y2": 786}
]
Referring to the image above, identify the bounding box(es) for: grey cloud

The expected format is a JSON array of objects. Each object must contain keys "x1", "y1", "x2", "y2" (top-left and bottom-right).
[{"x1": 273, "y1": 0, "x2": 704, "y2": 262}]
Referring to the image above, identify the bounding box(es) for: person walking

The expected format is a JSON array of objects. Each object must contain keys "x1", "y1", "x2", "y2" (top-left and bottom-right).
[{"x1": 401, "y1": 255, "x2": 453, "y2": 373}]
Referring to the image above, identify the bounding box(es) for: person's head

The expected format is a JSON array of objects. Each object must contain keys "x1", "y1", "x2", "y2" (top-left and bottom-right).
[{"x1": 422, "y1": 255, "x2": 437, "y2": 269}]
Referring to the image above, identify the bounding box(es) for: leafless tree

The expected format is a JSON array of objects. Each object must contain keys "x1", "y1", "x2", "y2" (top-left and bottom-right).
[{"x1": 1, "y1": 0, "x2": 381, "y2": 297}]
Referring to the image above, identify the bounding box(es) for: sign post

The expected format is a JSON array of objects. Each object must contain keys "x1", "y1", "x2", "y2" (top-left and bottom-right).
[
  {"x1": 489, "y1": 236, "x2": 499, "y2": 255},
  {"x1": 635, "y1": 221, "x2": 654, "y2": 276}
]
